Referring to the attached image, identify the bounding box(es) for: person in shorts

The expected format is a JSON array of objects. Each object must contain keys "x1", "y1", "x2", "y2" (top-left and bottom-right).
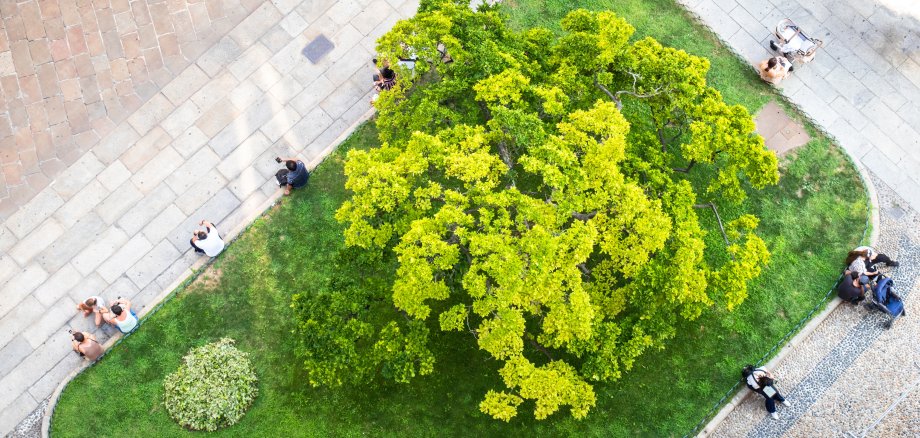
[
  {"x1": 104, "y1": 298, "x2": 139, "y2": 334},
  {"x1": 76, "y1": 296, "x2": 107, "y2": 327}
]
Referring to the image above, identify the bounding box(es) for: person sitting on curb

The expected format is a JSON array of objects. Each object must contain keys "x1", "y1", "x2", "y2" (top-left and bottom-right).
[
  {"x1": 741, "y1": 365, "x2": 791, "y2": 420},
  {"x1": 70, "y1": 330, "x2": 104, "y2": 361},
  {"x1": 759, "y1": 56, "x2": 792, "y2": 85},
  {"x1": 274, "y1": 157, "x2": 310, "y2": 196},
  {"x1": 837, "y1": 271, "x2": 867, "y2": 304},
  {"x1": 190, "y1": 219, "x2": 225, "y2": 257},
  {"x1": 844, "y1": 246, "x2": 898, "y2": 284},
  {"x1": 76, "y1": 295, "x2": 108, "y2": 327},
  {"x1": 104, "y1": 298, "x2": 139, "y2": 334}
]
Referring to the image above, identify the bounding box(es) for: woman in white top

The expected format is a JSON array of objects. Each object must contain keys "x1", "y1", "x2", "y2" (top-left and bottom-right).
[
  {"x1": 844, "y1": 246, "x2": 898, "y2": 284},
  {"x1": 104, "y1": 297, "x2": 139, "y2": 334},
  {"x1": 189, "y1": 219, "x2": 225, "y2": 257},
  {"x1": 76, "y1": 296, "x2": 107, "y2": 327},
  {"x1": 741, "y1": 365, "x2": 790, "y2": 420}
]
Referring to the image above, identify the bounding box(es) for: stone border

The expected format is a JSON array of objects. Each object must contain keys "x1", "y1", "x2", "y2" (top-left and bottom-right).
[
  {"x1": 697, "y1": 138, "x2": 880, "y2": 438},
  {"x1": 40, "y1": 108, "x2": 376, "y2": 438}
]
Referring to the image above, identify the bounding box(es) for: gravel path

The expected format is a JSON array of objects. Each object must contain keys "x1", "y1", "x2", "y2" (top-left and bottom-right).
[{"x1": 713, "y1": 173, "x2": 920, "y2": 437}]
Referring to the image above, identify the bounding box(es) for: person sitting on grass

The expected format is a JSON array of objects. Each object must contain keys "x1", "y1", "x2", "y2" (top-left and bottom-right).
[
  {"x1": 837, "y1": 271, "x2": 867, "y2": 304},
  {"x1": 274, "y1": 157, "x2": 310, "y2": 196},
  {"x1": 190, "y1": 219, "x2": 225, "y2": 257},
  {"x1": 104, "y1": 298, "x2": 138, "y2": 334},
  {"x1": 71, "y1": 330, "x2": 104, "y2": 361},
  {"x1": 76, "y1": 295, "x2": 107, "y2": 327}
]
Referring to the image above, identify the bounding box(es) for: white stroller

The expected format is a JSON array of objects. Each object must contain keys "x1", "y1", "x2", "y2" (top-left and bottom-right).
[{"x1": 770, "y1": 19, "x2": 824, "y2": 63}]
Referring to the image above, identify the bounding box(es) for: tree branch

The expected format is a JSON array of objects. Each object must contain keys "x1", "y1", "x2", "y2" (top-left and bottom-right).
[
  {"x1": 528, "y1": 337, "x2": 554, "y2": 361},
  {"x1": 594, "y1": 74, "x2": 620, "y2": 109},
  {"x1": 693, "y1": 202, "x2": 732, "y2": 253},
  {"x1": 577, "y1": 263, "x2": 591, "y2": 277},
  {"x1": 497, "y1": 141, "x2": 515, "y2": 170},
  {"x1": 673, "y1": 159, "x2": 696, "y2": 173},
  {"x1": 572, "y1": 211, "x2": 598, "y2": 221}
]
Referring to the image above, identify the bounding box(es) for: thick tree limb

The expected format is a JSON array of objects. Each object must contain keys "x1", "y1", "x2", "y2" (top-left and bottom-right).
[
  {"x1": 572, "y1": 211, "x2": 598, "y2": 221},
  {"x1": 497, "y1": 141, "x2": 515, "y2": 170},
  {"x1": 673, "y1": 159, "x2": 697, "y2": 173},
  {"x1": 528, "y1": 337, "x2": 554, "y2": 361},
  {"x1": 577, "y1": 263, "x2": 591, "y2": 276}
]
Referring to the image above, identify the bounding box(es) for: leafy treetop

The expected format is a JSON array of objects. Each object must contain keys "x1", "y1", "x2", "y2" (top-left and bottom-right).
[{"x1": 298, "y1": 1, "x2": 777, "y2": 422}]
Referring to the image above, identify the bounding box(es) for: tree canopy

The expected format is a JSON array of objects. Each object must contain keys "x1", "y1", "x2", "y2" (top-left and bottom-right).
[{"x1": 293, "y1": 1, "x2": 777, "y2": 422}]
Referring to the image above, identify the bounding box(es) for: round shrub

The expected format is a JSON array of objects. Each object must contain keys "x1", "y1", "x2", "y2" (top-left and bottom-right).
[{"x1": 163, "y1": 338, "x2": 258, "y2": 431}]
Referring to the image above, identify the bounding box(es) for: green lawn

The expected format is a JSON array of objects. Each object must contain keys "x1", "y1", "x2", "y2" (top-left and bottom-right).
[{"x1": 51, "y1": 2, "x2": 868, "y2": 437}]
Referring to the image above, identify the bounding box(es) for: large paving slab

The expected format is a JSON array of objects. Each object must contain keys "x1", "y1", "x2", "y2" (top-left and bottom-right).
[
  {"x1": 0, "y1": 0, "x2": 267, "y2": 220},
  {"x1": 0, "y1": 0, "x2": 422, "y2": 434}
]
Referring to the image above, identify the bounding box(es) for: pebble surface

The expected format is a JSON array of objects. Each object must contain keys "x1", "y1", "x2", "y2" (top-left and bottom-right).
[{"x1": 713, "y1": 173, "x2": 920, "y2": 437}]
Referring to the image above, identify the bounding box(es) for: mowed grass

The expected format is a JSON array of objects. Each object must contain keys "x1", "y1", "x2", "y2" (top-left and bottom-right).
[{"x1": 51, "y1": 2, "x2": 868, "y2": 437}]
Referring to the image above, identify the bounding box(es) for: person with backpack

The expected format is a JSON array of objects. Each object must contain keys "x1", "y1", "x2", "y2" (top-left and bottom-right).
[
  {"x1": 741, "y1": 365, "x2": 791, "y2": 420},
  {"x1": 274, "y1": 157, "x2": 310, "y2": 196}
]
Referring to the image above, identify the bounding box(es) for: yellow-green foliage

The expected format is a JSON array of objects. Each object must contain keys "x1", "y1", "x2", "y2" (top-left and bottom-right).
[{"x1": 327, "y1": 3, "x2": 777, "y2": 422}]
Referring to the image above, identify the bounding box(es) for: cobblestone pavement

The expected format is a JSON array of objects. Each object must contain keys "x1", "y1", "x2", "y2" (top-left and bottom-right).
[
  {"x1": 680, "y1": 0, "x2": 920, "y2": 212},
  {"x1": 0, "y1": 0, "x2": 263, "y2": 219},
  {"x1": 0, "y1": 0, "x2": 420, "y2": 433},
  {"x1": 711, "y1": 175, "x2": 920, "y2": 437}
]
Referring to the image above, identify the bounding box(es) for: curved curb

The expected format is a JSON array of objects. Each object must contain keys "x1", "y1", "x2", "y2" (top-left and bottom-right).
[
  {"x1": 40, "y1": 108, "x2": 377, "y2": 438},
  {"x1": 688, "y1": 18, "x2": 882, "y2": 438},
  {"x1": 697, "y1": 123, "x2": 880, "y2": 438}
]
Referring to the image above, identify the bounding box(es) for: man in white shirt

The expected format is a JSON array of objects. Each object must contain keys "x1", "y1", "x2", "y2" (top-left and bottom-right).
[{"x1": 190, "y1": 219, "x2": 225, "y2": 257}]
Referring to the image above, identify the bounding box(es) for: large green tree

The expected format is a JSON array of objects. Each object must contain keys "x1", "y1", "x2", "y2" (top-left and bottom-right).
[{"x1": 293, "y1": 1, "x2": 777, "y2": 421}]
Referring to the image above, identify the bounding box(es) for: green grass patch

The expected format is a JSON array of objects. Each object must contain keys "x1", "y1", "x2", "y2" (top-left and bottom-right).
[{"x1": 52, "y1": 2, "x2": 867, "y2": 437}]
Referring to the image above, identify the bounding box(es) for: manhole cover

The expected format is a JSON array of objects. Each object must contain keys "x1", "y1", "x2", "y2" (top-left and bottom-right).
[
  {"x1": 884, "y1": 205, "x2": 906, "y2": 220},
  {"x1": 302, "y1": 34, "x2": 335, "y2": 63}
]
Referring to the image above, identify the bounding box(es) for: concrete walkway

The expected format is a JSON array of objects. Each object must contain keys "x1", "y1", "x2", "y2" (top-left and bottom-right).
[
  {"x1": 679, "y1": 0, "x2": 920, "y2": 435},
  {"x1": 0, "y1": 0, "x2": 419, "y2": 433}
]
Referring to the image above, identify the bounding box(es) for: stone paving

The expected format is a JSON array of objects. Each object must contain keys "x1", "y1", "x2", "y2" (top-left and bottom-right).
[
  {"x1": 0, "y1": 0, "x2": 420, "y2": 433},
  {"x1": 680, "y1": 0, "x2": 920, "y2": 212},
  {"x1": 711, "y1": 175, "x2": 920, "y2": 437},
  {"x1": 0, "y1": 0, "x2": 264, "y2": 219}
]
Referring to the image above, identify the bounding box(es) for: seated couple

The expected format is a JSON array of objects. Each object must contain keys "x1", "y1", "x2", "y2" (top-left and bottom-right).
[
  {"x1": 837, "y1": 246, "x2": 899, "y2": 304},
  {"x1": 78, "y1": 296, "x2": 139, "y2": 334}
]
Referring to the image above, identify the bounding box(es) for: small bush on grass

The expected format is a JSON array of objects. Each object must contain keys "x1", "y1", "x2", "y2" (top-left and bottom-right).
[{"x1": 163, "y1": 338, "x2": 258, "y2": 431}]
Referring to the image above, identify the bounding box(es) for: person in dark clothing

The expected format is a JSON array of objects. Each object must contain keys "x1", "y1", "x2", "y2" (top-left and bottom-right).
[
  {"x1": 372, "y1": 58, "x2": 397, "y2": 91},
  {"x1": 837, "y1": 271, "x2": 867, "y2": 304},
  {"x1": 274, "y1": 157, "x2": 310, "y2": 195},
  {"x1": 741, "y1": 365, "x2": 790, "y2": 420}
]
